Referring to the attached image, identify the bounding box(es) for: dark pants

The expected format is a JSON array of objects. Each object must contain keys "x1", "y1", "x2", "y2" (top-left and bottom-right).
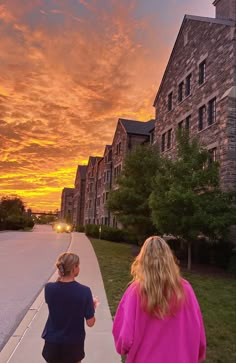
[{"x1": 42, "y1": 341, "x2": 85, "y2": 363}]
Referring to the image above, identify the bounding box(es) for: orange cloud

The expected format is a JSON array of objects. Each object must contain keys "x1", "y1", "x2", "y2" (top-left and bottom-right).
[{"x1": 0, "y1": 0, "x2": 213, "y2": 211}]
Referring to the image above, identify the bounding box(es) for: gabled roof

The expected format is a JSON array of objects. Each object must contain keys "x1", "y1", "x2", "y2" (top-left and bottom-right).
[
  {"x1": 119, "y1": 118, "x2": 155, "y2": 135},
  {"x1": 153, "y1": 14, "x2": 235, "y2": 107},
  {"x1": 88, "y1": 156, "x2": 102, "y2": 167},
  {"x1": 103, "y1": 144, "x2": 112, "y2": 156},
  {"x1": 75, "y1": 165, "x2": 87, "y2": 182},
  {"x1": 62, "y1": 187, "x2": 74, "y2": 195}
]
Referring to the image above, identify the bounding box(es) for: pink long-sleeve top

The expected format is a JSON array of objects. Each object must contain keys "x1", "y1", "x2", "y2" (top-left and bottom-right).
[{"x1": 113, "y1": 279, "x2": 206, "y2": 363}]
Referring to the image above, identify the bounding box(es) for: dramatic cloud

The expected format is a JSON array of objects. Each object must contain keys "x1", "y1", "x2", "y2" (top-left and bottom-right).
[{"x1": 0, "y1": 0, "x2": 213, "y2": 210}]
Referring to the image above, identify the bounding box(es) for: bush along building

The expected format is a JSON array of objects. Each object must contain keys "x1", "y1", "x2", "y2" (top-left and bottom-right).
[{"x1": 153, "y1": 0, "x2": 236, "y2": 192}]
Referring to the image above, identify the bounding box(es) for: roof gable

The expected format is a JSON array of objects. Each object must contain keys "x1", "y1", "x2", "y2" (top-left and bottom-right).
[
  {"x1": 119, "y1": 118, "x2": 155, "y2": 135},
  {"x1": 88, "y1": 156, "x2": 101, "y2": 167},
  {"x1": 153, "y1": 14, "x2": 235, "y2": 106},
  {"x1": 75, "y1": 165, "x2": 87, "y2": 182}
]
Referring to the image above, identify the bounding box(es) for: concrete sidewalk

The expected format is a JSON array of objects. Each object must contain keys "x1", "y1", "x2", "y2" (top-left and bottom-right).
[{"x1": 0, "y1": 233, "x2": 121, "y2": 363}]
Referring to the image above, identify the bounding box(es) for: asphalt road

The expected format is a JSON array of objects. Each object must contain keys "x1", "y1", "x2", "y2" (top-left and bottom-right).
[{"x1": 0, "y1": 224, "x2": 71, "y2": 351}]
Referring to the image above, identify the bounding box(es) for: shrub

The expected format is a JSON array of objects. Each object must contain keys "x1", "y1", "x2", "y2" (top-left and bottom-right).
[
  {"x1": 76, "y1": 224, "x2": 85, "y2": 232},
  {"x1": 228, "y1": 250, "x2": 236, "y2": 275},
  {"x1": 4, "y1": 215, "x2": 34, "y2": 230},
  {"x1": 99, "y1": 225, "x2": 125, "y2": 242},
  {"x1": 122, "y1": 230, "x2": 140, "y2": 245},
  {"x1": 85, "y1": 224, "x2": 99, "y2": 238}
]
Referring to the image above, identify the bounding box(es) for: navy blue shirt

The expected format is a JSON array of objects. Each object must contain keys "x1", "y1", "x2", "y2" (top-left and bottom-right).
[{"x1": 42, "y1": 281, "x2": 95, "y2": 344}]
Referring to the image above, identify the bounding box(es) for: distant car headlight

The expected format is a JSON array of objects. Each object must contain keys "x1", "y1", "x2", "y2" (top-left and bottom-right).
[
  {"x1": 57, "y1": 225, "x2": 61, "y2": 230},
  {"x1": 66, "y1": 225, "x2": 71, "y2": 231}
]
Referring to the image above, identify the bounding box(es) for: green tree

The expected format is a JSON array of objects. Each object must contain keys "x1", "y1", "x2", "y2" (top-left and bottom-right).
[
  {"x1": 0, "y1": 195, "x2": 34, "y2": 230},
  {"x1": 149, "y1": 132, "x2": 236, "y2": 270},
  {"x1": 108, "y1": 144, "x2": 160, "y2": 243},
  {"x1": 0, "y1": 196, "x2": 25, "y2": 217}
]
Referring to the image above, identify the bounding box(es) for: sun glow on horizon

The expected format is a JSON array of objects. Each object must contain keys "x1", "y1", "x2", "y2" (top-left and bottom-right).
[{"x1": 0, "y1": 0, "x2": 214, "y2": 210}]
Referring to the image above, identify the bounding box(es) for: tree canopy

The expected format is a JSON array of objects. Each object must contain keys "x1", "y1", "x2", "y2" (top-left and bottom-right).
[
  {"x1": 108, "y1": 144, "x2": 160, "y2": 243},
  {"x1": 149, "y1": 132, "x2": 236, "y2": 269}
]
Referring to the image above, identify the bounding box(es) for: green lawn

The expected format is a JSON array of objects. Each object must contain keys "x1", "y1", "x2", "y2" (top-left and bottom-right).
[{"x1": 90, "y1": 238, "x2": 236, "y2": 363}]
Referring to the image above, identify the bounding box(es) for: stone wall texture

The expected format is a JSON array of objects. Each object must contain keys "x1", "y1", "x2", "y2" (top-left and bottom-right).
[{"x1": 154, "y1": 17, "x2": 236, "y2": 191}]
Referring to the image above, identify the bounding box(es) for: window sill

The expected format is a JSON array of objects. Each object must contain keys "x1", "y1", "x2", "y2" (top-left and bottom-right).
[
  {"x1": 197, "y1": 121, "x2": 217, "y2": 134},
  {"x1": 178, "y1": 93, "x2": 192, "y2": 105},
  {"x1": 198, "y1": 81, "x2": 206, "y2": 89}
]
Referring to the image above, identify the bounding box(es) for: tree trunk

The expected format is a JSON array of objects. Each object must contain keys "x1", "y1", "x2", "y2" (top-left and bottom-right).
[{"x1": 187, "y1": 241, "x2": 192, "y2": 271}]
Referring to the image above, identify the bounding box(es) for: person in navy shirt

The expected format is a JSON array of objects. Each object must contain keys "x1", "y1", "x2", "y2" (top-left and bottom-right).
[{"x1": 42, "y1": 252, "x2": 98, "y2": 363}]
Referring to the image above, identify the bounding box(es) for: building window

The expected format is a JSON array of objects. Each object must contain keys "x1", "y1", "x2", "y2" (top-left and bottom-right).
[
  {"x1": 114, "y1": 165, "x2": 122, "y2": 179},
  {"x1": 106, "y1": 170, "x2": 111, "y2": 183},
  {"x1": 168, "y1": 92, "x2": 173, "y2": 111},
  {"x1": 178, "y1": 82, "x2": 184, "y2": 103},
  {"x1": 167, "y1": 129, "x2": 172, "y2": 149},
  {"x1": 198, "y1": 105, "x2": 206, "y2": 131},
  {"x1": 208, "y1": 147, "x2": 217, "y2": 164},
  {"x1": 199, "y1": 60, "x2": 206, "y2": 85},
  {"x1": 208, "y1": 97, "x2": 216, "y2": 126},
  {"x1": 161, "y1": 133, "x2": 166, "y2": 152},
  {"x1": 178, "y1": 120, "x2": 184, "y2": 130},
  {"x1": 185, "y1": 115, "x2": 191, "y2": 131},
  {"x1": 116, "y1": 142, "x2": 122, "y2": 155},
  {"x1": 161, "y1": 130, "x2": 172, "y2": 151},
  {"x1": 185, "y1": 73, "x2": 192, "y2": 97},
  {"x1": 97, "y1": 197, "x2": 100, "y2": 207}
]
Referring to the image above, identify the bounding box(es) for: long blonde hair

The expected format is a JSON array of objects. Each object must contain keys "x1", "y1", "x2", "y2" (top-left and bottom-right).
[
  {"x1": 56, "y1": 252, "x2": 80, "y2": 277},
  {"x1": 131, "y1": 236, "x2": 185, "y2": 318}
]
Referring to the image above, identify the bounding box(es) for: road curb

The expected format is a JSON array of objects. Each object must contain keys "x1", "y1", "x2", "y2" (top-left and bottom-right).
[{"x1": 0, "y1": 233, "x2": 73, "y2": 363}]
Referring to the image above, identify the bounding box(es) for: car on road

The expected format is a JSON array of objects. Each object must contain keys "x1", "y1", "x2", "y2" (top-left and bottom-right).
[{"x1": 53, "y1": 222, "x2": 73, "y2": 233}]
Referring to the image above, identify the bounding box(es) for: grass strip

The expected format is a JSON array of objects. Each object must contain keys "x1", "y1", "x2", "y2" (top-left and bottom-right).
[{"x1": 90, "y1": 238, "x2": 236, "y2": 363}]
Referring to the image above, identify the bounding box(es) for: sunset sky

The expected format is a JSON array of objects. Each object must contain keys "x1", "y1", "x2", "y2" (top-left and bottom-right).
[{"x1": 0, "y1": 0, "x2": 214, "y2": 211}]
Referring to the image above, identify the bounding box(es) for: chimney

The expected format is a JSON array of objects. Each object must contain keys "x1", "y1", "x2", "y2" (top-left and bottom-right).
[{"x1": 213, "y1": 0, "x2": 236, "y2": 21}]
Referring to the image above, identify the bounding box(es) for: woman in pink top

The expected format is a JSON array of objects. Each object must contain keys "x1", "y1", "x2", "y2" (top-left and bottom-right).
[{"x1": 113, "y1": 236, "x2": 206, "y2": 363}]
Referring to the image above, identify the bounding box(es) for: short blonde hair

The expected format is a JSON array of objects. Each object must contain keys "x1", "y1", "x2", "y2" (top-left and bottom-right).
[
  {"x1": 131, "y1": 236, "x2": 185, "y2": 318},
  {"x1": 56, "y1": 252, "x2": 80, "y2": 277}
]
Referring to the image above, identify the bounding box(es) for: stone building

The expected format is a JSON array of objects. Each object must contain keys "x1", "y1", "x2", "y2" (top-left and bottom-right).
[
  {"x1": 111, "y1": 118, "x2": 155, "y2": 227},
  {"x1": 153, "y1": 0, "x2": 236, "y2": 192},
  {"x1": 112, "y1": 118, "x2": 155, "y2": 186},
  {"x1": 60, "y1": 187, "x2": 74, "y2": 222},
  {"x1": 82, "y1": 119, "x2": 155, "y2": 227},
  {"x1": 72, "y1": 165, "x2": 87, "y2": 226},
  {"x1": 95, "y1": 145, "x2": 112, "y2": 226},
  {"x1": 84, "y1": 156, "x2": 102, "y2": 225}
]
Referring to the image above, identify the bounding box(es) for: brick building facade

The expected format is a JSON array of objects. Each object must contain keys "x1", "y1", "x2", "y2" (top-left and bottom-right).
[
  {"x1": 61, "y1": 0, "x2": 235, "y2": 230},
  {"x1": 72, "y1": 165, "x2": 87, "y2": 226},
  {"x1": 84, "y1": 156, "x2": 102, "y2": 225},
  {"x1": 60, "y1": 187, "x2": 74, "y2": 222},
  {"x1": 153, "y1": 0, "x2": 236, "y2": 192},
  {"x1": 95, "y1": 145, "x2": 112, "y2": 226}
]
